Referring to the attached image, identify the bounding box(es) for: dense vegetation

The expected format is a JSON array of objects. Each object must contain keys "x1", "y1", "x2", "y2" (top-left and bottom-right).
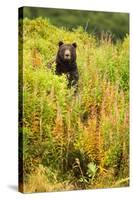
[
  {"x1": 20, "y1": 7, "x2": 129, "y2": 41},
  {"x1": 19, "y1": 18, "x2": 129, "y2": 193}
]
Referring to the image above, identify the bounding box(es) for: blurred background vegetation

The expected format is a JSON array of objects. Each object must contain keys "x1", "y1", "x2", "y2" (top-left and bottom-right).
[{"x1": 19, "y1": 7, "x2": 129, "y2": 41}]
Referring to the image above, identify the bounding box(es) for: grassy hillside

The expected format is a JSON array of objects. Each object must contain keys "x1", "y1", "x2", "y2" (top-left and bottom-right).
[
  {"x1": 21, "y1": 7, "x2": 129, "y2": 40},
  {"x1": 19, "y1": 18, "x2": 129, "y2": 193}
]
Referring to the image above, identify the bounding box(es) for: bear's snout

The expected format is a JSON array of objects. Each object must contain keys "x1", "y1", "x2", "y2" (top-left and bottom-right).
[{"x1": 64, "y1": 49, "x2": 71, "y2": 60}]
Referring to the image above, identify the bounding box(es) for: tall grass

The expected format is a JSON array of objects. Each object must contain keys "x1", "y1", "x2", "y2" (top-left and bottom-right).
[{"x1": 19, "y1": 18, "x2": 129, "y2": 192}]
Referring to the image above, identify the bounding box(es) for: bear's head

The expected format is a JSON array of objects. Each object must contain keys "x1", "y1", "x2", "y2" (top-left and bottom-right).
[{"x1": 57, "y1": 41, "x2": 77, "y2": 63}]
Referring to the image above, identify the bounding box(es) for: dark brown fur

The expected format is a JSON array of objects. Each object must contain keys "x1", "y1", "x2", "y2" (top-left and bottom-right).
[{"x1": 56, "y1": 41, "x2": 79, "y2": 89}]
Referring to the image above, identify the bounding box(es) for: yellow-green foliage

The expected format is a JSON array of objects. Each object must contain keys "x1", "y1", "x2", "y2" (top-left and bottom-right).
[{"x1": 19, "y1": 18, "x2": 129, "y2": 192}]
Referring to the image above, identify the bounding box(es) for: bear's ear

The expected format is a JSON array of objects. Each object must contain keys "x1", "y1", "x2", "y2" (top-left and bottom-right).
[
  {"x1": 58, "y1": 41, "x2": 64, "y2": 47},
  {"x1": 72, "y1": 42, "x2": 77, "y2": 48}
]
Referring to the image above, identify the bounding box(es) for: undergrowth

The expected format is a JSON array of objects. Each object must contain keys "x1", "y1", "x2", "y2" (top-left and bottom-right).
[{"x1": 19, "y1": 18, "x2": 129, "y2": 193}]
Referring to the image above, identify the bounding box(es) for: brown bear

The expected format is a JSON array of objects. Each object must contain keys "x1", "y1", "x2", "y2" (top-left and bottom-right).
[{"x1": 55, "y1": 41, "x2": 79, "y2": 91}]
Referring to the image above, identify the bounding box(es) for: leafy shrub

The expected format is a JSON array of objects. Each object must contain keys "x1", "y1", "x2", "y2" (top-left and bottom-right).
[{"x1": 19, "y1": 18, "x2": 129, "y2": 192}]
